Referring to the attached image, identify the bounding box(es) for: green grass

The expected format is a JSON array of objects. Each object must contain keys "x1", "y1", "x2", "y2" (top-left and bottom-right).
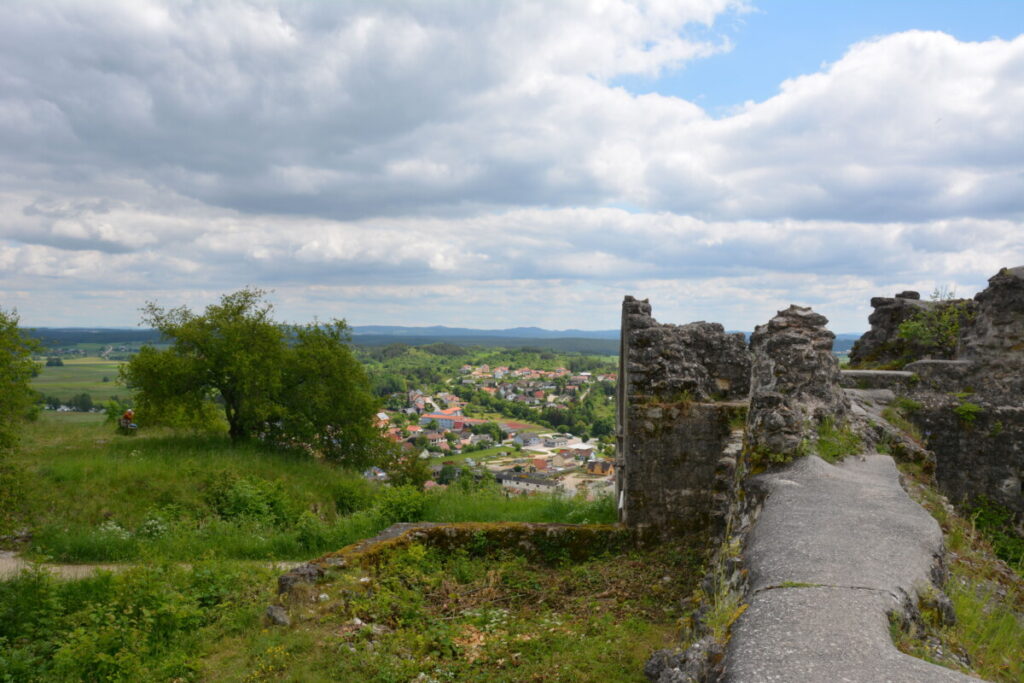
[
  {"x1": 894, "y1": 466, "x2": 1024, "y2": 682},
  {"x1": 0, "y1": 560, "x2": 278, "y2": 682},
  {"x1": 200, "y1": 542, "x2": 698, "y2": 682},
  {"x1": 0, "y1": 411, "x2": 674, "y2": 682},
  {"x1": 0, "y1": 543, "x2": 697, "y2": 683},
  {"x1": 814, "y1": 419, "x2": 862, "y2": 463},
  {"x1": 29, "y1": 357, "x2": 129, "y2": 403},
  {"x1": 9, "y1": 414, "x2": 613, "y2": 563}
]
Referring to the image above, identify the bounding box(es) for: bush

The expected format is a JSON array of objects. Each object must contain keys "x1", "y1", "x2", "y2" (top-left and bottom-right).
[
  {"x1": 896, "y1": 289, "x2": 974, "y2": 360},
  {"x1": 374, "y1": 486, "x2": 427, "y2": 526},
  {"x1": 204, "y1": 472, "x2": 295, "y2": 526},
  {"x1": 332, "y1": 476, "x2": 377, "y2": 515},
  {"x1": 0, "y1": 562, "x2": 265, "y2": 681}
]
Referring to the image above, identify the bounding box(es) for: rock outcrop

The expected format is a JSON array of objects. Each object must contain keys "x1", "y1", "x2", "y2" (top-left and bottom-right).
[{"x1": 746, "y1": 305, "x2": 850, "y2": 458}]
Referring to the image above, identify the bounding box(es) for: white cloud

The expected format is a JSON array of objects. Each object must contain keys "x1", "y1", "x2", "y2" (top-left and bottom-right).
[{"x1": 0, "y1": 2, "x2": 1021, "y2": 331}]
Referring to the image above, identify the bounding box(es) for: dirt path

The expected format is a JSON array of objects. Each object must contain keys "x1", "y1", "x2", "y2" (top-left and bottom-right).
[{"x1": 0, "y1": 550, "x2": 301, "y2": 580}]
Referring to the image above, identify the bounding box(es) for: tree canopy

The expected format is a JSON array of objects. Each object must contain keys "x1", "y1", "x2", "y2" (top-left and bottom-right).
[
  {"x1": 121, "y1": 288, "x2": 385, "y2": 466},
  {"x1": 0, "y1": 307, "x2": 39, "y2": 450}
]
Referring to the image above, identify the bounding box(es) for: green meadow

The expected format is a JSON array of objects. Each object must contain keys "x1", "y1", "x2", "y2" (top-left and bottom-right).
[{"x1": 29, "y1": 357, "x2": 128, "y2": 404}]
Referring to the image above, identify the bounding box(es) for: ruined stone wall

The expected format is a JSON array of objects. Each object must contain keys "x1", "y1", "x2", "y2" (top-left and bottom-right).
[
  {"x1": 904, "y1": 268, "x2": 1024, "y2": 517},
  {"x1": 848, "y1": 291, "x2": 973, "y2": 366},
  {"x1": 746, "y1": 305, "x2": 850, "y2": 458},
  {"x1": 616, "y1": 296, "x2": 749, "y2": 539},
  {"x1": 852, "y1": 266, "x2": 1024, "y2": 518}
]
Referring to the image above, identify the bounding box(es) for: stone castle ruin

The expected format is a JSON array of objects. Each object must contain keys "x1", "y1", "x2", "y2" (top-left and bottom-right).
[{"x1": 619, "y1": 266, "x2": 1023, "y2": 682}]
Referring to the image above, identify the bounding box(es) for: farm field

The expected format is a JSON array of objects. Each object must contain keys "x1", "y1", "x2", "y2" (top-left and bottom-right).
[{"x1": 29, "y1": 357, "x2": 128, "y2": 404}]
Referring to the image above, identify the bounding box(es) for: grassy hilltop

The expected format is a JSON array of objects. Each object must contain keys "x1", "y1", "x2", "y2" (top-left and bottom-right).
[{"x1": 1, "y1": 412, "x2": 698, "y2": 681}]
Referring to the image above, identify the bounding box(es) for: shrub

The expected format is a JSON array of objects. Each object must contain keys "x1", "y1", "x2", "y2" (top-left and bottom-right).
[
  {"x1": 374, "y1": 486, "x2": 427, "y2": 526},
  {"x1": 896, "y1": 288, "x2": 974, "y2": 360},
  {"x1": 204, "y1": 472, "x2": 295, "y2": 526},
  {"x1": 332, "y1": 476, "x2": 377, "y2": 515}
]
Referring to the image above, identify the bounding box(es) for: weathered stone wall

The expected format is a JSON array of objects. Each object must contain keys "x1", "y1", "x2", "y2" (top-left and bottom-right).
[
  {"x1": 618, "y1": 297, "x2": 750, "y2": 403},
  {"x1": 747, "y1": 305, "x2": 850, "y2": 458},
  {"x1": 854, "y1": 267, "x2": 1024, "y2": 519},
  {"x1": 848, "y1": 291, "x2": 973, "y2": 366},
  {"x1": 911, "y1": 401, "x2": 1024, "y2": 517},
  {"x1": 957, "y1": 266, "x2": 1024, "y2": 403},
  {"x1": 849, "y1": 291, "x2": 934, "y2": 365},
  {"x1": 616, "y1": 296, "x2": 750, "y2": 539}
]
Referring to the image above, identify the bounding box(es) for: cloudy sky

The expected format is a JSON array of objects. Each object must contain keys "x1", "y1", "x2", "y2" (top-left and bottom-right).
[{"x1": 2, "y1": 0, "x2": 1022, "y2": 332}]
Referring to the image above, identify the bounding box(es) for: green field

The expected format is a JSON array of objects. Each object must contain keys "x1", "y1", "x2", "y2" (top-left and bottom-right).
[{"x1": 29, "y1": 357, "x2": 129, "y2": 403}]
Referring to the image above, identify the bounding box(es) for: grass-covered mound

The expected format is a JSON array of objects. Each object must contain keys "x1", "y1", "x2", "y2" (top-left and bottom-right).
[{"x1": 207, "y1": 542, "x2": 701, "y2": 682}]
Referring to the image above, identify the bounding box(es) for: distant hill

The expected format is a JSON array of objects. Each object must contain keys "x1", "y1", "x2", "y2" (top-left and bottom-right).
[
  {"x1": 350, "y1": 325, "x2": 619, "y2": 340},
  {"x1": 351, "y1": 334, "x2": 619, "y2": 355},
  {"x1": 23, "y1": 325, "x2": 863, "y2": 356},
  {"x1": 25, "y1": 327, "x2": 162, "y2": 346}
]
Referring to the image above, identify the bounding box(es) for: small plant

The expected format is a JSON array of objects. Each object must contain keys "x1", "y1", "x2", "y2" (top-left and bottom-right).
[
  {"x1": 814, "y1": 419, "x2": 861, "y2": 463},
  {"x1": 882, "y1": 396, "x2": 924, "y2": 443},
  {"x1": 954, "y1": 401, "x2": 983, "y2": 427}
]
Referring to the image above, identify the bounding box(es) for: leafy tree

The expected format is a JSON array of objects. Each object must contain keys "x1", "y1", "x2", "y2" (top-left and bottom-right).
[
  {"x1": 436, "y1": 464, "x2": 459, "y2": 485},
  {"x1": 121, "y1": 288, "x2": 383, "y2": 466},
  {"x1": 68, "y1": 393, "x2": 94, "y2": 412},
  {"x1": 381, "y1": 449, "x2": 432, "y2": 489},
  {"x1": 0, "y1": 308, "x2": 39, "y2": 450},
  {"x1": 272, "y1": 320, "x2": 383, "y2": 463}
]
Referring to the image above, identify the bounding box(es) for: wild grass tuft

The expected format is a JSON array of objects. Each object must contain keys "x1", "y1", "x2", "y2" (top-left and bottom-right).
[{"x1": 814, "y1": 418, "x2": 862, "y2": 463}]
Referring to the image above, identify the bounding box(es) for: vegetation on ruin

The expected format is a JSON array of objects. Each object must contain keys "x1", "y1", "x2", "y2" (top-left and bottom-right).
[
  {"x1": 894, "y1": 463, "x2": 1024, "y2": 682},
  {"x1": 896, "y1": 288, "x2": 975, "y2": 361},
  {"x1": 1, "y1": 540, "x2": 700, "y2": 682},
  {"x1": 881, "y1": 396, "x2": 924, "y2": 443},
  {"x1": 813, "y1": 418, "x2": 862, "y2": 463},
  {"x1": 953, "y1": 400, "x2": 984, "y2": 427}
]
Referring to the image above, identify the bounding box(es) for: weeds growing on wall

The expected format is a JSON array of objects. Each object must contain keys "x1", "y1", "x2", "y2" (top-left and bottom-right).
[
  {"x1": 969, "y1": 496, "x2": 1024, "y2": 569},
  {"x1": 896, "y1": 288, "x2": 975, "y2": 361},
  {"x1": 953, "y1": 401, "x2": 984, "y2": 427},
  {"x1": 814, "y1": 419, "x2": 862, "y2": 463},
  {"x1": 893, "y1": 466, "x2": 1024, "y2": 682}
]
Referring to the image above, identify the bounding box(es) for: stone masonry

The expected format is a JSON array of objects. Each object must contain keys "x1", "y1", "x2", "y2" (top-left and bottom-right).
[
  {"x1": 849, "y1": 290, "x2": 974, "y2": 366},
  {"x1": 746, "y1": 305, "x2": 850, "y2": 459},
  {"x1": 900, "y1": 267, "x2": 1024, "y2": 518},
  {"x1": 615, "y1": 297, "x2": 749, "y2": 539}
]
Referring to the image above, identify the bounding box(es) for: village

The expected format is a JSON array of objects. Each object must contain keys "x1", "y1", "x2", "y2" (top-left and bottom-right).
[{"x1": 368, "y1": 363, "x2": 618, "y2": 498}]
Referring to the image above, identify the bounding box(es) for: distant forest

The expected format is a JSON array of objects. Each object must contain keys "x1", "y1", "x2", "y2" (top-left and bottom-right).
[{"x1": 24, "y1": 326, "x2": 861, "y2": 356}]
